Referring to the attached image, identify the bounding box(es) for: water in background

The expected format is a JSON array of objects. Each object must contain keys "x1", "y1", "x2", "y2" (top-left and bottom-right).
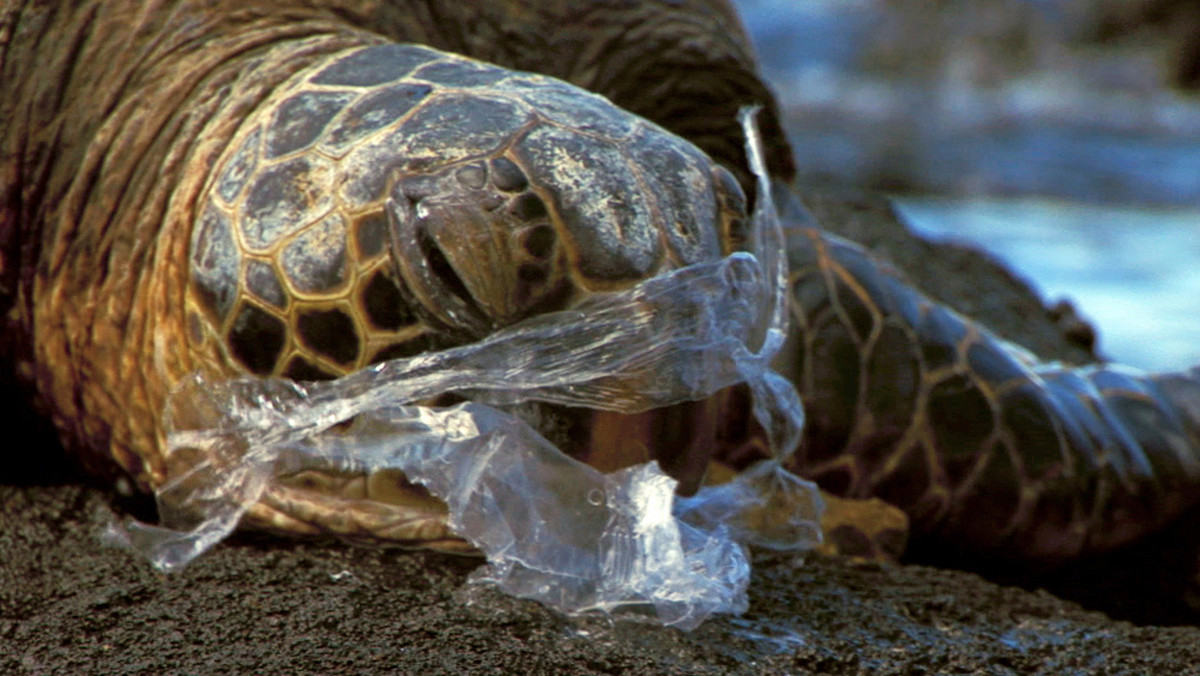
[
  {"x1": 735, "y1": 0, "x2": 1200, "y2": 372},
  {"x1": 894, "y1": 198, "x2": 1200, "y2": 371}
]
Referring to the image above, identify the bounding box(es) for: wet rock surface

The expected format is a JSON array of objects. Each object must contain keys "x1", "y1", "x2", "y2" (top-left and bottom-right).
[{"x1": 5, "y1": 191, "x2": 1200, "y2": 673}]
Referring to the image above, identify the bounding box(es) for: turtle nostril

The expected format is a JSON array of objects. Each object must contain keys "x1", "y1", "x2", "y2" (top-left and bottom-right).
[{"x1": 415, "y1": 226, "x2": 474, "y2": 308}]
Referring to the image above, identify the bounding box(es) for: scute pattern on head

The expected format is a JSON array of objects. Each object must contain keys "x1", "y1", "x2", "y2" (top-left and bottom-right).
[
  {"x1": 511, "y1": 124, "x2": 661, "y2": 285},
  {"x1": 216, "y1": 126, "x2": 262, "y2": 204},
  {"x1": 190, "y1": 201, "x2": 240, "y2": 324},
  {"x1": 241, "y1": 154, "x2": 336, "y2": 252},
  {"x1": 187, "y1": 43, "x2": 745, "y2": 379},
  {"x1": 244, "y1": 259, "x2": 289, "y2": 310},
  {"x1": 502, "y1": 75, "x2": 639, "y2": 139},
  {"x1": 228, "y1": 303, "x2": 287, "y2": 375},
  {"x1": 296, "y1": 307, "x2": 359, "y2": 366},
  {"x1": 624, "y1": 126, "x2": 727, "y2": 267},
  {"x1": 335, "y1": 92, "x2": 533, "y2": 210},
  {"x1": 321, "y1": 83, "x2": 434, "y2": 157},
  {"x1": 279, "y1": 212, "x2": 348, "y2": 295},
  {"x1": 411, "y1": 60, "x2": 511, "y2": 88},
  {"x1": 266, "y1": 90, "x2": 358, "y2": 158},
  {"x1": 309, "y1": 43, "x2": 442, "y2": 87}
]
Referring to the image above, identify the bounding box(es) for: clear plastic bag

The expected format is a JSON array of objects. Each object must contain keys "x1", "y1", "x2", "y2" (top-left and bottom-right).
[{"x1": 105, "y1": 110, "x2": 823, "y2": 630}]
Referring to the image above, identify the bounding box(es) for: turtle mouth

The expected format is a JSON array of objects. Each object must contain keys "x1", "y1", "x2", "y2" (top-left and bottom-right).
[
  {"x1": 583, "y1": 399, "x2": 724, "y2": 496},
  {"x1": 501, "y1": 393, "x2": 736, "y2": 496}
]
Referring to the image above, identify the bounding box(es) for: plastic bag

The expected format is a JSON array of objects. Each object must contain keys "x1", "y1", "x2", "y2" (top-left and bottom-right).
[{"x1": 105, "y1": 109, "x2": 823, "y2": 630}]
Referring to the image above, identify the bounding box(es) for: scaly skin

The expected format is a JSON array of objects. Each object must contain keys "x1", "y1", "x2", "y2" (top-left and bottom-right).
[
  {"x1": 777, "y1": 224, "x2": 1200, "y2": 563},
  {"x1": 2, "y1": 0, "x2": 1200, "y2": 578}
]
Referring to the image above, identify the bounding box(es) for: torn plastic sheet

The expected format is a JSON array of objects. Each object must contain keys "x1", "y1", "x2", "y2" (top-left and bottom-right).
[{"x1": 106, "y1": 110, "x2": 823, "y2": 630}]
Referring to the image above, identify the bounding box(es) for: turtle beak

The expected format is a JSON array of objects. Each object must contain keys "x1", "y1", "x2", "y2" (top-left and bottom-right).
[{"x1": 580, "y1": 395, "x2": 726, "y2": 496}]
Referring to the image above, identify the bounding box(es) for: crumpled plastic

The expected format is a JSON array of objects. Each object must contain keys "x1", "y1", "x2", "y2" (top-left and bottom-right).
[{"x1": 104, "y1": 109, "x2": 823, "y2": 631}]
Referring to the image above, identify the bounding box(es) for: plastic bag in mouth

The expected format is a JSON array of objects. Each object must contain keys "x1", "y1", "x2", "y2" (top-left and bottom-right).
[{"x1": 104, "y1": 110, "x2": 823, "y2": 631}]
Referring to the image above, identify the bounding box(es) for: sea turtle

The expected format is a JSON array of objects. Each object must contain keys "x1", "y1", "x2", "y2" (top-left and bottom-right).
[{"x1": 2, "y1": 0, "x2": 1199, "y2": 594}]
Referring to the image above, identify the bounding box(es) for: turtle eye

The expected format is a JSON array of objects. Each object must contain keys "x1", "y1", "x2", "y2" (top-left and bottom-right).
[
  {"x1": 386, "y1": 161, "x2": 571, "y2": 337},
  {"x1": 386, "y1": 191, "x2": 491, "y2": 338},
  {"x1": 414, "y1": 222, "x2": 476, "y2": 313}
]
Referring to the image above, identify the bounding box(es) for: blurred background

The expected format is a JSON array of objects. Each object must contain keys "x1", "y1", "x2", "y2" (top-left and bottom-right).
[{"x1": 734, "y1": 0, "x2": 1200, "y2": 371}]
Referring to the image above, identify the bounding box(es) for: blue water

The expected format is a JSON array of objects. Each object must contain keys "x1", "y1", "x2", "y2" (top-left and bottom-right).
[
  {"x1": 894, "y1": 199, "x2": 1200, "y2": 372},
  {"x1": 734, "y1": 1, "x2": 1200, "y2": 373}
]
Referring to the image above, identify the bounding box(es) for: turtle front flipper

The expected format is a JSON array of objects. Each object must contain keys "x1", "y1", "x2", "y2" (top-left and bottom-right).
[{"x1": 778, "y1": 219, "x2": 1200, "y2": 566}]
